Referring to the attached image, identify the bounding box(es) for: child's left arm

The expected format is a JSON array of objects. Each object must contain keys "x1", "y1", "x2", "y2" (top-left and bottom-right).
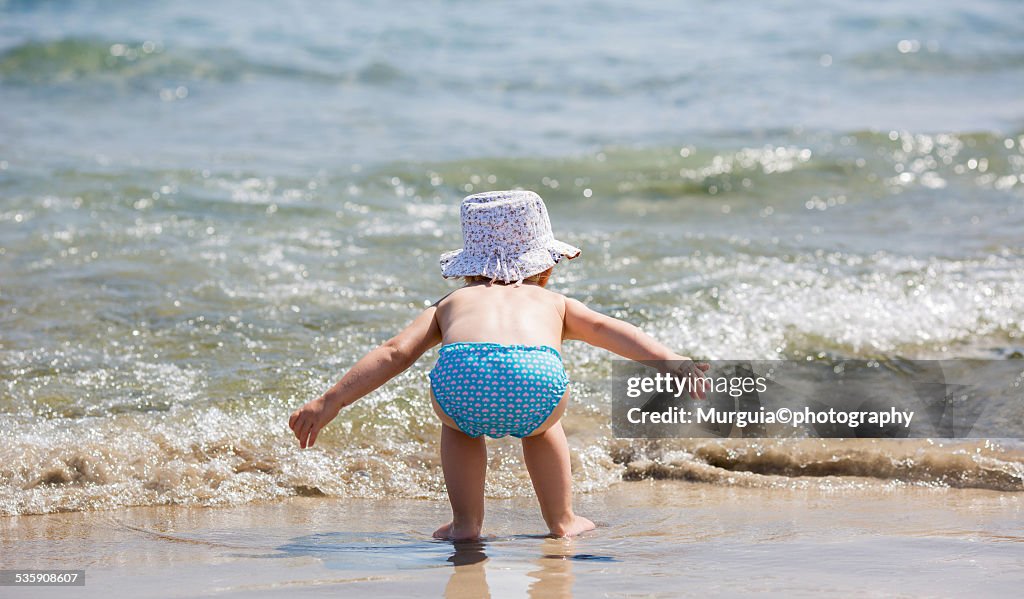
[{"x1": 288, "y1": 304, "x2": 442, "y2": 448}]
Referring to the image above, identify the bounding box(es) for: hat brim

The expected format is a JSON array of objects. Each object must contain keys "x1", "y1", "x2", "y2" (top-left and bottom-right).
[{"x1": 440, "y1": 239, "x2": 581, "y2": 281}]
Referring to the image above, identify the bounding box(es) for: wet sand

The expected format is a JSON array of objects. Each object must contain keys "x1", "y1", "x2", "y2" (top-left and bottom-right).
[{"x1": 2, "y1": 480, "x2": 1022, "y2": 597}]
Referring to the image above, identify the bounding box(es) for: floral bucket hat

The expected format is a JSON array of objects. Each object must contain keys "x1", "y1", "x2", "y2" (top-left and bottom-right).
[{"x1": 439, "y1": 190, "x2": 581, "y2": 285}]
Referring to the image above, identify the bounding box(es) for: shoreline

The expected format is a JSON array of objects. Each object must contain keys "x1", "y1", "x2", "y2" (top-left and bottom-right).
[{"x1": 3, "y1": 480, "x2": 1022, "y2": 597}]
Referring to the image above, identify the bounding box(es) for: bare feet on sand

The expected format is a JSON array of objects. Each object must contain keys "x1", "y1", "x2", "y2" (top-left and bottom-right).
[
  {"x1": 549, "y1": 515, "x2": 596, "y2": 538},
  {"x1": 433, "y1": 515, "x2": 595, "y2": 540},
  {"x1": 433, "y1": 521, "x2": 482, "y2": 541}
]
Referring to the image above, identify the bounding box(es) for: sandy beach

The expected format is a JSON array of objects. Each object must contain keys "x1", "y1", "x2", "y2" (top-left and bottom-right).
[{"x1": 3, "y1": 480, "x2": 1022, "y2": 597}]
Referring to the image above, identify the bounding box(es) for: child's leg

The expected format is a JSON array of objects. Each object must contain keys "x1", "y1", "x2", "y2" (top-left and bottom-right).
[
  {"x1": 434, "y1": 423, "x2": 487, "y2": 541},
  {"x1": 521, "y1": 421, "x2": 595, "y2": 537}
]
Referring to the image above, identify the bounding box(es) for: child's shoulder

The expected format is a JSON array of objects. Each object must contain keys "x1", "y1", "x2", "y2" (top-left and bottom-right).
[{"x1": 531, "y1": 285, "x2": 569, "y2": 311}]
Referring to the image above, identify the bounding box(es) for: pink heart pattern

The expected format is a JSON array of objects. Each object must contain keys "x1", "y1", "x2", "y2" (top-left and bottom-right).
[{"x1": 429, "y1": 342, "x2": 569, "y2": 438}]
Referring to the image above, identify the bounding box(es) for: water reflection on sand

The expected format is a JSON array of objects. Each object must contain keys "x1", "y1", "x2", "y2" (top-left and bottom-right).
[
  {"x1": 444, "y1": 536, "x2": 593, "y2": 599},
  {"x1": 2, "y1": 483, "x2": 1021, "y2": 597}
]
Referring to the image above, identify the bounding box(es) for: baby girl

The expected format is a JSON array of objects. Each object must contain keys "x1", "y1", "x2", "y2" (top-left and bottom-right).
[{"x1": 289, "y1": 190, "x2": 707, "y2": 540}]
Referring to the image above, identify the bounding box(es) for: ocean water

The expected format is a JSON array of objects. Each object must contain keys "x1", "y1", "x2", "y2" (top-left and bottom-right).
[{"x1": 1, "y1": 0, "x2": 1023, "y2": 515}]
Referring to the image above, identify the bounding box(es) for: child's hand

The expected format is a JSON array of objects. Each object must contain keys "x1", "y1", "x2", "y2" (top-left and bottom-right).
[
  {"x1": 288, "y1": 396, "x2": 337, "y2": 449},
  {"x1": 673, "y1": 359, "x2": 711, "y2": 400}
]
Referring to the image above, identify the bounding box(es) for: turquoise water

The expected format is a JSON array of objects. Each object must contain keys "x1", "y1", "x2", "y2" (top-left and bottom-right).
[{"x1": 1, "y1": 1, "x2": 1023, "y2": 515}]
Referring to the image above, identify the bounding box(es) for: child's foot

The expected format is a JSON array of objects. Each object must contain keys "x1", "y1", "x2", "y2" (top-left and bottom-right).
[
  {"x1": 432, "y1": 521, "x2": 482, "y2": 541},
  {"x1": 549, "y1": 515, "x2": 596, "y2": 538}
]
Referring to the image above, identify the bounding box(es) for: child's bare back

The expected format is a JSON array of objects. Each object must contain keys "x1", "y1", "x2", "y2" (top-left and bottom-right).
[{"x1": 436, "y1": 280, "x2": 565, "y2": 348}]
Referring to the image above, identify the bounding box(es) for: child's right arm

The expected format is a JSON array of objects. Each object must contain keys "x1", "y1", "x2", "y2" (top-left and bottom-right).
[
  {"x1": 562, "y1": 297, "x2": 709, "y2": 398},
  {"x1": 288, "y1": 304, "x2": 442, "y2": 448}
]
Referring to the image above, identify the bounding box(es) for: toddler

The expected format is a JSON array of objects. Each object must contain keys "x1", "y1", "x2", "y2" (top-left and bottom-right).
[{"x1": 289, "y1": 190, "x2": 708, "y2": 540}]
